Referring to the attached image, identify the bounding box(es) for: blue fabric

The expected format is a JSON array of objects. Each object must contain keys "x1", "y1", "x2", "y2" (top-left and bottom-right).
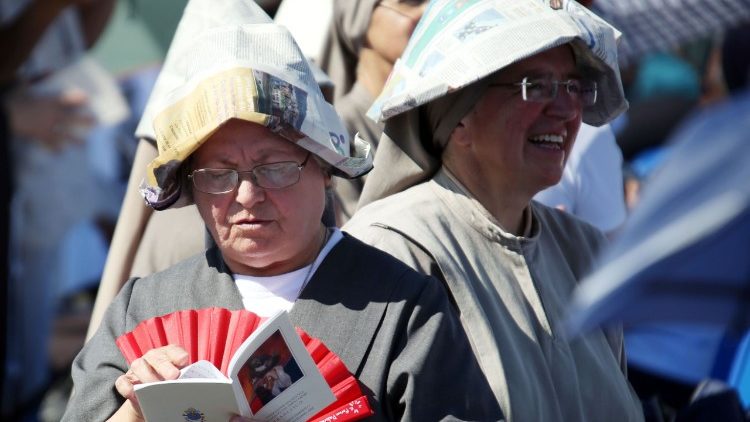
[
  {"x1": 628, "y1": 146, "x2": 671, "y2": 180},
  {"x1": 569, "y1": 88, "x2": 750, "y2": 347},
  {"x1": 728, "y1": 332, "x2": 750, "y2": 408},
  {"x1": 626, "y1": 324, "x2": 725, "y2": 384}
]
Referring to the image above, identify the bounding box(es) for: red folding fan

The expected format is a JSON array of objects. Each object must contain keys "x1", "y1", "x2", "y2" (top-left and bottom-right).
[{"x1": 116, "y1": 308, "x2": 373, "y2": 421}]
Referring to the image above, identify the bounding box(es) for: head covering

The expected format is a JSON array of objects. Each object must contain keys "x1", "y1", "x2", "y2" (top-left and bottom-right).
[
  {"x1": 358, "y1": 0, "x2": 627, "y2": 207},
  {"x1": 318, "y1": 0, "x2": 381, "y2": 102},
  {"x1": 136, "y1": 0, "x2": 372, "y2": 210}
]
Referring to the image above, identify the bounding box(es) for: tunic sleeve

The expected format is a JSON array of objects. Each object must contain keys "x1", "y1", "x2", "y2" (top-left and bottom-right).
[{"x1": 61, "y1": 278, "x2": 139, "y2": 422}]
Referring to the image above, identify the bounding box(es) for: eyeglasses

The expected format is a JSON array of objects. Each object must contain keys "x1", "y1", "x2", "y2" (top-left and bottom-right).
[
  {"x1": 490, "y1": 76, "x2": 598, "y2": 107},
  {"x1": 189, "y1": 153, "x2": 311, "y2": 194}
]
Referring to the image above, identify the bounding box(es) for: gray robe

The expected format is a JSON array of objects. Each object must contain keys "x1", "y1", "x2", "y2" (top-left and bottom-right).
[
  {"x1": 345, "y1": 169, "x2": 644, "y2": 421},
  {"x1": 62, "y1": 234, "x2": 503, "y2": 421}
]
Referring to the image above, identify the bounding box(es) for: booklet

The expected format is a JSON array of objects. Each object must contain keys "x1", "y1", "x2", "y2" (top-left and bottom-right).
[{"x1": 133, "y1": 310, "x2": 336, "y2": 422}]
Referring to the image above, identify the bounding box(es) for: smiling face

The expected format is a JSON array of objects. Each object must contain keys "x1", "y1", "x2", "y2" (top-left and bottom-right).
[
  {"x1": 446, "y1": 44, "x2": 584, "y2": 205},
  {"x1": 191, "y1": 119, "x2": 329, "y2": 276}
]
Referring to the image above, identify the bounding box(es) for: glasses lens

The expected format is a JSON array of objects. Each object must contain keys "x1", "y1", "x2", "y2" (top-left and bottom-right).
[
  {"x1": 253, "y1": 162, "x2": 301, "y2": 189},
  {"x1": 523, "y1": 77, "x2": 554, "y2": 102},
  {"x1": 192, "y1": 169, "x2": 237, "y2": 194},
  {"x1": 563, "y1": 79, "x2": 598, "y2": 106},
  {"x1": 580, "y1": 80, "x2": 597, "y2": 106},
  {"x1": 521, "y1": 77, "x2": 597, "y2": 106}
]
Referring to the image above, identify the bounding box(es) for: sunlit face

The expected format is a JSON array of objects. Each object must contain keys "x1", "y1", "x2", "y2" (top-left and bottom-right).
[
  {"x1": 449, "y1": 44, "x2": 584, "y2": 199},
  {"x1": 191, "y1": 119, "x2": 329, "y2": 276},
  {"x1": 366, "y1": 0, "x2": 428, "y2": 64}
]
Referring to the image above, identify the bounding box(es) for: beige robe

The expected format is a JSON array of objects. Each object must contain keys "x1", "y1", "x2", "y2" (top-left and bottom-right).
[
  {"x1": 87, "y1": 140, "x2": 205, "y2": 339},
  {"x1": 345, "y1": 168, "x2": 644, "y2": 421},
  {"x1": 332, "y1": 82, "x2": 383, "y2": 224}
]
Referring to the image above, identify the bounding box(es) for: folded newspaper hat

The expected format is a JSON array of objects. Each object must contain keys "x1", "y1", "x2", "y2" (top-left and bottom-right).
[
  {"x1": 138, "y1": 0, "x2": 372, "y2": 210},
  {"x1": 367, "y1": 0, "x2": 628, "y2": 127}
]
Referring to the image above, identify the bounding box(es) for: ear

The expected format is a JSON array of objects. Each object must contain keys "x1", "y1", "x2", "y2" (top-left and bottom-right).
[
  {"x1": 311, "y1": 156, "x2": 334, "y2": 188},
  {"x1": 449, "y1": 118, "x2": 472, "y2": 148}
]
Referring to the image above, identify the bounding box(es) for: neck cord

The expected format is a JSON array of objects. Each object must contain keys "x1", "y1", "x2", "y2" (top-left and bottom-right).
[{"x1": 296, "y1": 227, "x2": 331, "y2": 299}]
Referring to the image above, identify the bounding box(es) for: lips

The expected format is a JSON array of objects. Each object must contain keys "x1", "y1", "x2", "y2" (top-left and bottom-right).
[{"x1": 232, "y1": 216, "x2": 272, "y2": 226}]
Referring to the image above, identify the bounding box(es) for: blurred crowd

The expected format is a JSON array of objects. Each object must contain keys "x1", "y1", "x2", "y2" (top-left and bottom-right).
[{"x1": 1, "y1": 0, "x2": 748, "y2": 421}]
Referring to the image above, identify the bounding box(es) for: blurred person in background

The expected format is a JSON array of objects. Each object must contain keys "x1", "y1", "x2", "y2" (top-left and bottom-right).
[
  {"x1": 345, "y1": 0, "x2": 643, "y2": 419},
  {"x1": 0, "y1": 0, "x2": 115, "y2": 419},
  {"x1": 622, "y1": 25, "x2": 750, "y2": 421},
  {"x1": 614, "y1": 42, "x2": 708, "y2": 164},
  {"x1": 320, "y1": 0, "x2": 428, "y2": 225},
  {"x1": 32, "y1": 1, "x2": 186, "y2": 420}
]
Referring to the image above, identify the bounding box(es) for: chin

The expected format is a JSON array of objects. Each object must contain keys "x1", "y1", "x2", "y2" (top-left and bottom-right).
[
  {"x1": 226, "y1": 248, "x2": 282, "y2": 273},
  {"x1": 224, "y1": 237, "x2": 273, "y2": 257},
  {"x1": 535, "y1": 171, "x2": 565, "y2": 190}
]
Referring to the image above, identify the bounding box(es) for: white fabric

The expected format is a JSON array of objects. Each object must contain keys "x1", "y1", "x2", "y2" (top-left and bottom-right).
[
  {"x1": 273, "y1": 0, "x2": 333, "y2": 62},
  {"x1": 234, "y1": 228, "x2": 342, "y2": 316},
  {"x1": 535, "y1": 123, "x2": 627, "y2": 233}
]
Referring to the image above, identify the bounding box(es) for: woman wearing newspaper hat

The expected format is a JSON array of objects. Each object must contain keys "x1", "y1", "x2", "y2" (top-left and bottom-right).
[
  {"x1": 60, "y1": 1, "x2": 502, "y2": 421},
  {"x1": 345, "y1": 0, "x2": 644, "y2": 420}
]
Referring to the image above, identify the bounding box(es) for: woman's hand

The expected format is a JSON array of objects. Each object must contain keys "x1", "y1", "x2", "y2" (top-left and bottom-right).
[
  {"x1": 111, "y1": 345, "x2": 190, "y2": 421},
  {"x1": 6, "y1": 87, "x2": 94, "y2": 151}
]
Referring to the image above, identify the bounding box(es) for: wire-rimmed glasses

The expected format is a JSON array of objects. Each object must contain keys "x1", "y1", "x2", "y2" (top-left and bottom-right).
[
  {"x1": 490, "y1": 75, "x2": 598, "y2": 106},
  {"x1": 189, "y1": 153, "x2": 311, "y2": 194}
]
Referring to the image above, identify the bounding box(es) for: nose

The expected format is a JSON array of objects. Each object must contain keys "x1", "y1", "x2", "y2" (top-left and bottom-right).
[
  {"x1": 545, "y1": 85, "x2": 581, "y2": 122},
  {"x1": 234, "y1": 175, "x2": 265, "y2": 207}
]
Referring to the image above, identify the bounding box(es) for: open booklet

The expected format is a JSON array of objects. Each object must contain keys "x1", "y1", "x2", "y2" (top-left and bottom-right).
[{"x1": 134, "y1": 310, "x2": 336, "y2": 422}]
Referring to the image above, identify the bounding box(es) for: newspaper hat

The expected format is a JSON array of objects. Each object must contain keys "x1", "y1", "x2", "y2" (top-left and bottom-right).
[
  {"x1": 138, "y1": 0, "x2": 372, "y2": 210},
  {"x1": 367, "y1": 0, "x2": 627, "y2": 127}
]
